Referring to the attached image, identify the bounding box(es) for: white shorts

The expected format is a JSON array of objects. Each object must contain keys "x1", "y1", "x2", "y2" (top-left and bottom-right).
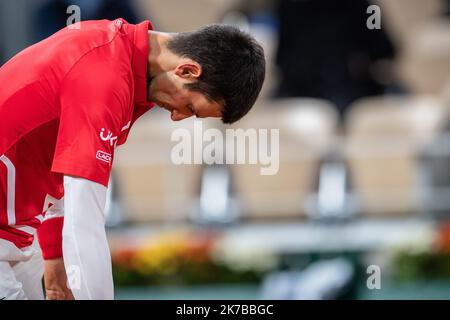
[{"x1": 0, "y1": 239, "x2": 44, "y2": 300}]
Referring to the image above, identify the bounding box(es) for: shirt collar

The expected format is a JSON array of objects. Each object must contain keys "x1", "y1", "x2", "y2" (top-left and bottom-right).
[{"x1": 124, "y1": 19, "x2": 155, "y2": 115}]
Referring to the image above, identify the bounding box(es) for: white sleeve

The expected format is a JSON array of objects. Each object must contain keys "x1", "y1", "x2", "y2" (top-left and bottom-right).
[{"x1": 62, "y1": 175, "x2": 114, "y2": 300}]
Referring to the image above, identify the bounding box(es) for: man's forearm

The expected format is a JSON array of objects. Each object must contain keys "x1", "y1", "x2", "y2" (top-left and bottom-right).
[
  {"x1": 43, "y1": 258, "x2": 74, "y2": 300},
  {"x1": 62, "y1": 175, "x2": 114, "y2": 300},
  {"x1": 38, "y1": 217, "x2": 64, "y2": 260},
  {"x1": 38, "y1": 194, "x2": 65, "y2": 259}
]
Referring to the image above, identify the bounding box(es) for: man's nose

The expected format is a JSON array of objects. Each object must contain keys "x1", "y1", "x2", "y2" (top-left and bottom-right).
[{"x1": 171, "y1": 110, "x2": 192, "y2": 121}]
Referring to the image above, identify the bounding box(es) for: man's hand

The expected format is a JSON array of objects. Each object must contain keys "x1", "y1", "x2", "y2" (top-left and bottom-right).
[{"x1": 43, "y1": 258, "x2": 74, "y2": 300}]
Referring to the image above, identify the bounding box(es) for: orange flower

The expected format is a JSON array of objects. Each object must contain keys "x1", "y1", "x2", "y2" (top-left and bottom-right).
[
  {"x1": 112, "y1": 248, "x2": 136, "y2": 269},
  {"x1": 436, "y1": 222, "x2": 450, "y2": 253},
  {"x1": 111, "y1": 229, "x2": 222, "y2": 276}
]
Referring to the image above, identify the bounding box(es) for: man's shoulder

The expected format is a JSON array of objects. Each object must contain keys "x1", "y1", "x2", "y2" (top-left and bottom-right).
[{"x1": 0, "y1": 19, "x2": 127, "y2": 86}]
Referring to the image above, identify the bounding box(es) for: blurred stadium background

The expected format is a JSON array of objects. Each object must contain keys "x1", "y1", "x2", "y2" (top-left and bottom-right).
[{"x1": 2, "y1": 0, "x2": 450, "y2": 299}]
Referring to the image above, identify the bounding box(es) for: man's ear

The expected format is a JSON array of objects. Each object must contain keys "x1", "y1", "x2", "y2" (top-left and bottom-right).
[{"x1": 174, "y1": 62, "x2": 202, "y2": 81}]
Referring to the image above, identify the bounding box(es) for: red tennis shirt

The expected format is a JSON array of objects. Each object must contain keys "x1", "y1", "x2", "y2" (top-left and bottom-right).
[{"x1": 0, "y1": 19, "x2": 155, "y2": 257}]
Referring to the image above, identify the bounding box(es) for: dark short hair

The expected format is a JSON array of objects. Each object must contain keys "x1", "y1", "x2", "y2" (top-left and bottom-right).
[{"x1": 167, "y1": 24, "x2": 265, "y2": 124}]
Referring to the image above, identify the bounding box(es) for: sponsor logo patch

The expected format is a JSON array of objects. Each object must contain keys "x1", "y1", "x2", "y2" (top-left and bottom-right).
[
  {"x1": 96, "y1": 150, "x2": 112, "y2": 164},
  {"x1": 100, "y1": 128, "x2": 118, "y2": 147}
]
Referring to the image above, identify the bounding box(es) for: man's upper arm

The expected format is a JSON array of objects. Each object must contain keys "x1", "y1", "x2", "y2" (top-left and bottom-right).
[{"x1": 51, "y1": 51, "x2": 131, "y2": 187}]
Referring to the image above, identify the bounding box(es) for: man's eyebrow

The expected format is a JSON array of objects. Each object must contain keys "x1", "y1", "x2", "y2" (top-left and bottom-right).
[{"x1": 203, "y1": 94, "x2": 215, "y2": 104}]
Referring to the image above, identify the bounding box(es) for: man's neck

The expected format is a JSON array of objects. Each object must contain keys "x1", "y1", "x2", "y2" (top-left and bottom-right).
[{"x1": 147, "y1": 30, "x2": 178, "y2": 78}]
